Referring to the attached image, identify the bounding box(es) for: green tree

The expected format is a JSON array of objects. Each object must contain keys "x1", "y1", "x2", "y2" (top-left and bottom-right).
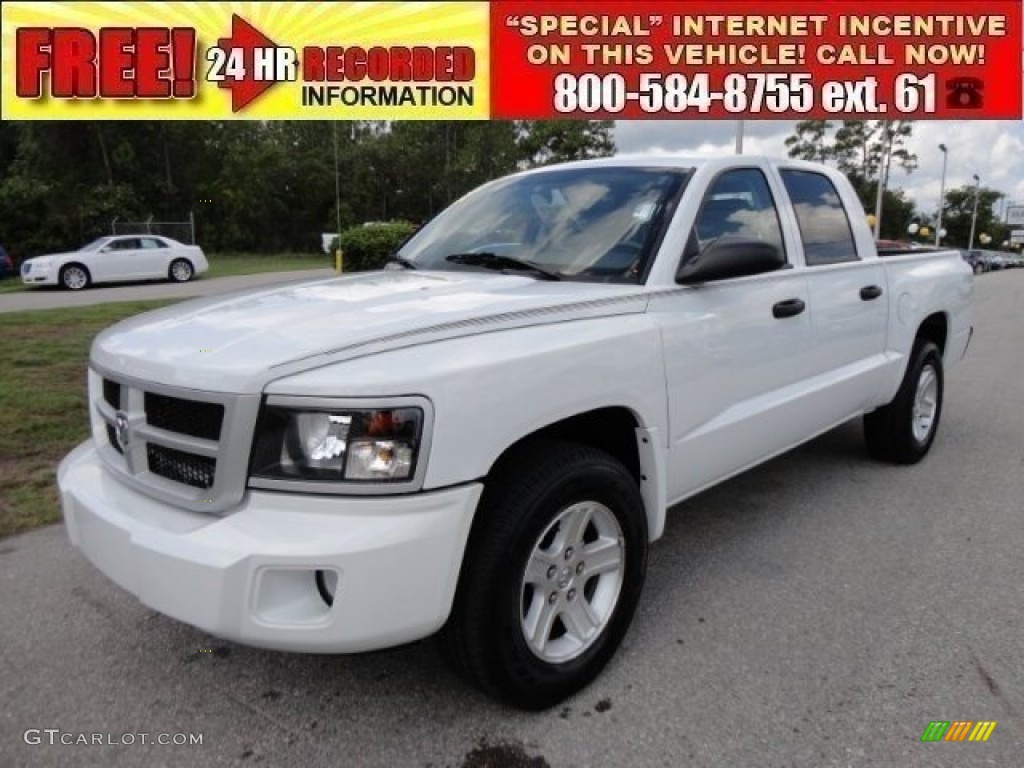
[
  {"x1": 784, "y1": 121, "x2": 916, "y2": 189},
  {"x1": 515, "y1": 121, "x2": 615, "y2": 167},
  {"x1": 938, "y1": 185, "x2": 1005, "y2": 248},
  {"x1": 0, "y1": 120, "x2": 617, "y2": 258},
  {"x1": 783, "y1": 120, "x2": 832, "y2": 163}
]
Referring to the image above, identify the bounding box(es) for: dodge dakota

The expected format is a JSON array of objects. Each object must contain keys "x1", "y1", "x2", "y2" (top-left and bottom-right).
[{"x1": 57, "y1": 155, "x2": 973, "y2": 709}]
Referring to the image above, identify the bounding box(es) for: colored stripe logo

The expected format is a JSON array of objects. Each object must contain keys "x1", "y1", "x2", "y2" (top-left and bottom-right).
[{"x1": 921, "y1": 721, "x2": 997, "y2": 742}]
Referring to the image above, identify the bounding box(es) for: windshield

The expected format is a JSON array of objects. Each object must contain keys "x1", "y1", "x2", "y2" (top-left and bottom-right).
[
  {"x1": 80, "y1": 237, "x2": 114, "y2": 252},
  {"x1": 398, "y1": 167, "x2": 689, "y2": 282}
]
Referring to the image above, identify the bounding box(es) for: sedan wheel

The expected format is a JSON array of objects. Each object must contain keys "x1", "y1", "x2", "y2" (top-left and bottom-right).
[
  {"x1": 60, "y1": 264, "x2": 90, "y2": 291},
  {"x1": 169, "y1": 259, "x2": 194, "y2": 282}
]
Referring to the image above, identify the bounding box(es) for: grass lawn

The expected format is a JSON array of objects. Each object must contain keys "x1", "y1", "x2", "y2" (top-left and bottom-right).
[
  {"x1": 204, "y1": 252, "x2": 330, "y2": 279},
  {"x1": 0, "y1": 252, "x2": 330, "y2": 295},
  {"x1": 0, "y1": 300, "x2": 176, "y2": 539}
]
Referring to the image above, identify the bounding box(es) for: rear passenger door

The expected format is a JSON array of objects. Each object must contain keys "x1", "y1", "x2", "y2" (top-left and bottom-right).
[
  {"x1": 779, "y1": 169, "x2": 889, "y2": 422},
  {"x1": 138, "y1": 237, "x2": 171, "y2": 278}
]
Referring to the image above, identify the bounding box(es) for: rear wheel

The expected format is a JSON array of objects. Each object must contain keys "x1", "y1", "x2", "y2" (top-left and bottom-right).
[
  {"x1": 60, "y1": 263, "x2": 90, "y2": 291},
  {"x1": 864, "y1": 340, "x2": 943, "y2": 464},
  {"x1": 439, "y1": 440, "x2": 647, "y2": 710},
  {"x1": 169, "y1": 259, "x2": 194, "y2": 283}
]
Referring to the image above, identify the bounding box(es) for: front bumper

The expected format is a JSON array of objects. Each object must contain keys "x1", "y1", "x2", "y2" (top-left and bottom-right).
[
  {"x1": 21, "y1": 267, "x2": 56, "y2": 285},
  {"x1": 58, "y1": 440, "x2": 482, "y2": 653}
]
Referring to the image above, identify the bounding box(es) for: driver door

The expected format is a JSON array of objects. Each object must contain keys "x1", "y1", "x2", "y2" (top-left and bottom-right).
[
  {"x1": 653, "y1": 167, "x2": 817, "y2": 502},
  {"x1": 95, "y1": 237, "x2": 143, "y2": 281}
]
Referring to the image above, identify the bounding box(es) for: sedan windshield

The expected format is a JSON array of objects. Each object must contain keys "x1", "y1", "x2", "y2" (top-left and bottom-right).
[{"x1": 398, "y1": 167, "x2": 689, "y2": 282}]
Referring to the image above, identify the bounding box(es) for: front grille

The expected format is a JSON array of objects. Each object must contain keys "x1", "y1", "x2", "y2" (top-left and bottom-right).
[
  {"x1": 103, "y1": 378, "x2": 121, "y2": 409},
  {"x1": 147, "y1": 445, "x2": 216, "y2": 489},
  {"x1": 106, "y1": 424, "x2": 123, "y2": 454},
  {"x1": 93, "y1": 370, "x2": 256, "y2": 512},
  {"x1": 145, "y1": 392, "x2": 224, "y2": 440}
]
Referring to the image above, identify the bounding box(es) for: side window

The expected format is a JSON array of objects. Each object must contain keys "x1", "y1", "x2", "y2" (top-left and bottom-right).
[
  {"x1": 109, "y1": 238, "x2": 139, "y2": 251},
  {"x1": 140, "y1": 238, "x2": 167, "y2": 249},
  {"x1": 780, "y1": 170, "x2": 859, "y2": 266},
  {"x1": 691, "y1": 169, "x2": 785, "y2": 259}
]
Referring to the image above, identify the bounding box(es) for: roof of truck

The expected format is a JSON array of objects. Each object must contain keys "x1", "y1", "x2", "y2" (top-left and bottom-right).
[{"x1": 520, "y1": 153, "x2": 833, "y2": 175}]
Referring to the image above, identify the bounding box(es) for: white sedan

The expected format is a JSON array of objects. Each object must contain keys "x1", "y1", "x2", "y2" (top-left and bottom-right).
[{"x1": 21, "y1": 235, "x2": 208, "y2": 290}]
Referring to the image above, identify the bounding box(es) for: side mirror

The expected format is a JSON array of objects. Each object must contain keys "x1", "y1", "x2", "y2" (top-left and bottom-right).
[{"x1": 676, "y1": 236, "x2": 786, "y2": 284}]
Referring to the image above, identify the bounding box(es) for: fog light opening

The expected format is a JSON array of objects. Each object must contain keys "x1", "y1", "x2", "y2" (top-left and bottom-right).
[{"x1": 315, "y1": 569, "x2": 338, "y2": 607}]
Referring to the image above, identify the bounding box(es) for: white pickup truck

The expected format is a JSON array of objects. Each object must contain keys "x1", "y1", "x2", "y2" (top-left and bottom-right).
[{"x1": 58, "y1": 155, "x2": 973, "y2": 709}]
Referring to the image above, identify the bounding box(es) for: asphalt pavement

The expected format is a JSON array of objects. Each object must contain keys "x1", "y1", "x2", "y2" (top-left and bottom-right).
[
  {"x1": 0, "y1": 269, "x2": 334, "y2": 313},
  {"x1": 1, "y1": 272, "x2": 1022, "y2": 767}
]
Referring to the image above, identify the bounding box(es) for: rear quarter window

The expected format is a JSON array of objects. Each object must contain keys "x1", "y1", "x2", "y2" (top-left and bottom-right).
[{"x1": 781, "y1": 170, "x2": 859, "y2": 266}]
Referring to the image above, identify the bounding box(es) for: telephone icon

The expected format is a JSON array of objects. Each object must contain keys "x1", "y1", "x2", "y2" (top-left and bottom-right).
[{"x1": 946, "y1": 78, "x2": 984, "y2": 109}]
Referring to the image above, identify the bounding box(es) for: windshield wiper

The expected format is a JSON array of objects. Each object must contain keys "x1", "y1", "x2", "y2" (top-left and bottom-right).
[
  {"x1": 385, "y1": 255, "x2": 418, "y2": 270},
  {"x1": 444, "y1": 252, "x2": 562, "y2": 281}
]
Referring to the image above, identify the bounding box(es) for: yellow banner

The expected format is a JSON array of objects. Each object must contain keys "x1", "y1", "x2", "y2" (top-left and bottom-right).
[{"x1": 1, "y1": 1, "x2": 490, "y2": 119}]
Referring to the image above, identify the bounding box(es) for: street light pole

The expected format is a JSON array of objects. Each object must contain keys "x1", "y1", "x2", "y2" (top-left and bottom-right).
[
  {"x1": 968, "y1": 174, "x2": 981, "y2": 250},
  {"x1": 333, "y1": 122, "x2": 342, "y2": 245},
  {"x1": 872, "y1": 122, "x2": 893, "y2": 240},
  {"x1": 935, "y1": 143, "x2": 948, "y2": 247}
]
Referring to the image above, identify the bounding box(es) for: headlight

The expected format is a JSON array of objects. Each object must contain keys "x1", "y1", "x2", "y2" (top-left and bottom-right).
[{"x1": 250, "y1": 402, "x2": 425, "y2": 486}]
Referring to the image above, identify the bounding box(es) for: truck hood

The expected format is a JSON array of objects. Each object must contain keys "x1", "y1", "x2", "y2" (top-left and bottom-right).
[{"x1": 92, "y1": 270, "x2": 650, "y2": 393}]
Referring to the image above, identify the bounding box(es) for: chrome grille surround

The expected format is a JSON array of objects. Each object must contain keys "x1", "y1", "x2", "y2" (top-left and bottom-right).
[{"x1": 89, "y1": 365, "x2": 261, "y2": 513}]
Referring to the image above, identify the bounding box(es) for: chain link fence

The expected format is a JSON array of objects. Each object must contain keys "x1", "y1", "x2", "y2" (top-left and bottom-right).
[{"x1": 111, "y1": 214, "x2": 195, "y2": 244}]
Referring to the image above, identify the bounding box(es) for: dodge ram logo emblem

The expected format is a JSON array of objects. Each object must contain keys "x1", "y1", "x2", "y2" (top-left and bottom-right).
[{"x1": 115, "y1": 411, "x2": 130, "y2": 451}]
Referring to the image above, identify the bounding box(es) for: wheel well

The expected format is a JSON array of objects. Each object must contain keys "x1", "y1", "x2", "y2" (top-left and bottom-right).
[
  {"x1": 60, "y1": 262, "x2": 91, "y2": 283},
  {"x1": 916, "y1": 313, "x2": 948, "y2": 357},
  {"x1": 490, "y1": 407, "x2": 642, "y2": 483}
]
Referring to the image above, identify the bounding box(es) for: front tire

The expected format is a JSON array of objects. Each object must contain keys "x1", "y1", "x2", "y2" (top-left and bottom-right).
[
  {"x1": 60, "y1": 263, "x2": 90, "y2": 291},
  {"x1": 440, "y1": 440, "x2": 647, "y2": 710},
  {"x1": 169, "y1": 258, "x2": 194, "y2": 283},
  {"x1": 864, "y1": 340, "x2": 944, "y2": 464}
]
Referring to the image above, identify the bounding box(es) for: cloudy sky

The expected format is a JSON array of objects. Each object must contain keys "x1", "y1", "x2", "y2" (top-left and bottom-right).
[{"x1": 614, "y1": 120, "x2": 1024, "y2": 219}]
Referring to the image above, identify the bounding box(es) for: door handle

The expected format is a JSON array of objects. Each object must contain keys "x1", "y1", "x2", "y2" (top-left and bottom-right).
[
  {"x1": 860, "y1": 285, "x2": 883, "y2": 301},
  {"x1": 772, "y1": 298, "x2": 806, "y2": 319}
]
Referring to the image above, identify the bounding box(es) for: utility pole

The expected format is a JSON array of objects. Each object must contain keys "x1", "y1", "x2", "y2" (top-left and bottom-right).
[
  {"x1": 935, "y1": 144, "x2": 948, "y2": 246},
  {"x1": 333, "y1": 122, "x2": 343, "y2": 271},
  {"x1": 872, "y1": 122, "x2": 893, "y2": 240},
  {"x1": 968, "y1": 174, "x2": 981, "y2": 249}
]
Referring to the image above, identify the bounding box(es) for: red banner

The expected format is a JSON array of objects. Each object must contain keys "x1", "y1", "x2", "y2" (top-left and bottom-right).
[{"x1": 491, "y1": 1, "x2": 1022, "y2": 119}]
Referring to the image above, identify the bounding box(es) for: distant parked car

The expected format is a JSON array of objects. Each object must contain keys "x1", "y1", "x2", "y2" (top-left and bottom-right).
[
  {"x1": 0, "y1": 244, "x2": 15, "y2": 279},
  {"x1": 959, "y1": 250, "x2": 985, "y2": 274},
  {"x1": 21, "y1": 235, "x2": 208, "y2": 290}
]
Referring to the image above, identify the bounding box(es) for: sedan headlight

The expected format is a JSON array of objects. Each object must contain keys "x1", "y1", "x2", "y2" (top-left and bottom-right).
[{"x1": 250, "y1": 402, "x2": 426, "y2": 486}]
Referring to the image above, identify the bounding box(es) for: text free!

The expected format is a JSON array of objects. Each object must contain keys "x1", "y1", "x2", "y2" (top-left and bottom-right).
[{"x1": 16, "y1": 28, "x2": 198, "y2": 98}]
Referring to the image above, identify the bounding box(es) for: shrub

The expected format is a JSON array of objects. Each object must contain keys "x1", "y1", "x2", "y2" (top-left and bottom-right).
[{"x1": 331, "y1": 221, "x2": 416, "y2": 272}]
